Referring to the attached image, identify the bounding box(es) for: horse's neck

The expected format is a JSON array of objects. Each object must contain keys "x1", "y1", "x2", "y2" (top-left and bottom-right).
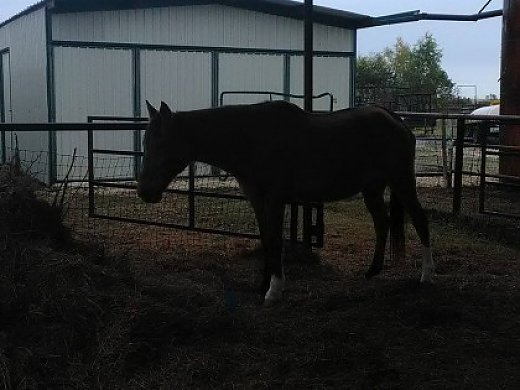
[{"x1": 179, "y1": 107, "x2": 248, "y2": 171}]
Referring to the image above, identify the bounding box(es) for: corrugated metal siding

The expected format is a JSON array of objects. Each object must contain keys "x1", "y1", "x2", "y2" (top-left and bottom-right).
[
  {"x1": 54, "y1": 46, "x2": 134, "y2": 180},
  {"x1": 1, "y1": 52, "x2": 12, "y2": 164},
  {"x1": 0, "y1": 7, "x2": 49, "y2": 182},
  {"x1": 52, "y1": 5, "x2": 355, "y2": 52},
  {"x1": 140, "y1": 50, "x2": 212, "y2": 112},
  {"x1": 313, "y1": 23, "x2": 354, "y2": 53},
  {"x1": 0, "y1": 8, "x2": 48, "y2": 122},
  {"x1": 219, "y1": 53, "x2": 285, "y2": 105},
  {"x1": 290, "y1": 55, "x2": 351, "y2": 111},
  {"x1": 140, "y1": 50, "x2": 213, "y2": 178},
  {"x1": 1, "y1": 52, "x2": 12, "y2": 123}
]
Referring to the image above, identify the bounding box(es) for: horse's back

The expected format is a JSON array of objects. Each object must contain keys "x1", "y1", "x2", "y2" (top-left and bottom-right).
[
  {"x1": 230, "y1": 103, "x2": 416, "y2": 201},
  {"x1": 292, "y1": 105, "x2": 415, "y2": 161}
]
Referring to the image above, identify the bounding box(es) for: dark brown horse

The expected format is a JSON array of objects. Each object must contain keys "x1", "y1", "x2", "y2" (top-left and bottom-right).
[{"x1": 137, "y1": 100, "x2": 434, "y2": 305}]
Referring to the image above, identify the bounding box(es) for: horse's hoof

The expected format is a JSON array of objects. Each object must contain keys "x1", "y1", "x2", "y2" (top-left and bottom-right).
[
  {"x1": 420, "y1": 266, "x2": 435, "y2": 284},
  {"x1": 263, "y1": 275, "x2": 285, "y2": 306},
  {"x1": 264, "y1": 289, "x2": 283, "y2": 307},
  {"x1": 420, "y1": 275, "x2": 434, "y2": 284}
]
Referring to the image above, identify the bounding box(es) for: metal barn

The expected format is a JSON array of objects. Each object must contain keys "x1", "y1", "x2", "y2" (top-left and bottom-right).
[{"x1": 0, "y1": 0, "x2": 369, "y2": 183}]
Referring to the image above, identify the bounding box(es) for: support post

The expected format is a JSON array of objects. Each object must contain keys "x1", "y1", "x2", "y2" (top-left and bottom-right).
[
  {"x1": 500, "y1": 0, "x2": 520, "y2": 177},
  {"x1": 300, "y1": 0, "x2": 318, "y2": 249},
  {"x1": 304, "y1": 0, "x2": 313, "y2": 112}
]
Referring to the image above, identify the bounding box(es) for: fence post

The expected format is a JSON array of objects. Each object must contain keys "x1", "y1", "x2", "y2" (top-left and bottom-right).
[
  {"x1": 314, "y1": 203, "x2": 324, "y2": 248},
  {"x1": 0, "y1": 129, "x2": 5, "y2": 165},
  {"x1": 290, "y1": 203, "x2": 299, "y2": 244},
  {"x1": 441, "y1": 118, "x2": 450, "y2": 188},
  {"x1": 302, "y1": 204, "x2": 312, "y2": 247},
  {"x1": 133, "y1": 130, "x2": 142, "y2": 181},
  {"x1": 452, "y1": 118, "x2": 465, "y2": 215},
  {"x1": 87, "y1": 128, "x2": 95, "y2": 217},
  {"x1": 188, "y1": 162, "x2": 196, "y2": 229},
  {"x1": 478, "y1": 122, "x2": 490, "y2": 214}
]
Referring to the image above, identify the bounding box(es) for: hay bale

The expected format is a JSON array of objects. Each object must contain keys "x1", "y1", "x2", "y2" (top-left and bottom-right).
[
  {"x1": 0, "y1": 164, "x2": 68, "y2": 243},
  {"x1": 0, "y1": 163, "x2": 83, "y2": 388}
]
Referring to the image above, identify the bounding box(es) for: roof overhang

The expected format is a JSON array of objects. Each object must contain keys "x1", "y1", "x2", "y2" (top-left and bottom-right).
[
  {"x1": 0, "y1": 1, "x2": 49, "y2": 29},
  {"x1": 2, "y1": 1, "x2": 503, "y2": 33},
  {"x1": 48, "y1": 0, "x2": 372, "y2": 29}
]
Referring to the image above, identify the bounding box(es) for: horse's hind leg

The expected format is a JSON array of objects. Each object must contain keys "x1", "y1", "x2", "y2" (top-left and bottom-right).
[
  {"x1": 242, "y1": 184, "x2": 272, "y2": 294},
  {"x1": 391, "y1": 179, "x2": 434, "y2": 283},
  {"x1": 249, "y1": 192, "x2": 285, "y2": 305},
  {"x1": 363, "y1": 187, "x2": 390, "y2": 279}
]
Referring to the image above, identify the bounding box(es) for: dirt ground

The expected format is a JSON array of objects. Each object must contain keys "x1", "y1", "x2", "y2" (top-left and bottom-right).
[{"x1": 1, "y1": 182, "x2": 520, "y2": 388}]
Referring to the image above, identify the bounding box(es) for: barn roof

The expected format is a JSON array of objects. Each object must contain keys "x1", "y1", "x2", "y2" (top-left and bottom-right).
[{"x1": 1, "y1": 0, "x2": 373, "y2": 30}]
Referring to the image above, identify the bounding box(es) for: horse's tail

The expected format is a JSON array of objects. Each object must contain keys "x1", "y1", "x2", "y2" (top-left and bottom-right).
[{"x1": 389, "y1": 191, "x2": 406, "y2": 263}]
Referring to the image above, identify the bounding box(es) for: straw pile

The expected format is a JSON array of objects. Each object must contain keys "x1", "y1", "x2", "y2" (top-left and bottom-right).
[{"x1": 0, "y1": 164, "x2": 105, "y2": 388}]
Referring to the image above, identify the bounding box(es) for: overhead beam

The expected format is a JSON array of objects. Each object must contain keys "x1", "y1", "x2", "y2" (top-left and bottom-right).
[{"x1": 365, "y1": 9, "x2": 502, "y2": 27}]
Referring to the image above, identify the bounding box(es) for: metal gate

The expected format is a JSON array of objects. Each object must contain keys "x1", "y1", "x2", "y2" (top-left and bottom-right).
[
  {"x1": 87, "y1": 114, "x2": 325, "y2": 247},
  {"x1": 478, "y1": 127, "x2": 520, "y2": 219}
]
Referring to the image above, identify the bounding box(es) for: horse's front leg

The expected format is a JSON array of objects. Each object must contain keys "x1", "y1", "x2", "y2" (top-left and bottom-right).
[
  {"x1": 259, "y1": 198, "x2": 285, "y2": 306},
  {"x1": 363, "y1": 189, "x2": 389, "y2": 279}
]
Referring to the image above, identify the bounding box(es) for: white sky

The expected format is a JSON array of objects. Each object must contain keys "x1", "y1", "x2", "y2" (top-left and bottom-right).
[{"x1": 0, "y1": 0, "x2": 503, "y2": 98}]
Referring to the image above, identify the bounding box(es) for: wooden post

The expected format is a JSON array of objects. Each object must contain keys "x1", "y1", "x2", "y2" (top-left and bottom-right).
[{"x1": 500, "y1": 0, "x2": 520, "y2": 177}]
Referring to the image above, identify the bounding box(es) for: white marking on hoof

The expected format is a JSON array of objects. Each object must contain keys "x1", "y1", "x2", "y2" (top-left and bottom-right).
[
  {"x1": 420, "y1": 245, "x2": 435, "y2": 283},
  {"x1": 264, "y1": 274, "x2": 285, "y2": 306}
]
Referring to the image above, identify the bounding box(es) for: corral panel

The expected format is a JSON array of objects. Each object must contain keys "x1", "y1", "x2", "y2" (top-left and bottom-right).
[
  {"x1": 54, "y1": 46, "x2": 134, "y2": 180},
  {"x1": 52, "y1": 5, "x2": 354, "y2": 52},
  {"x1": 290, "y1": 55, "x2": 351, "y2": 111},
  {"x1": 219, "y1": 53, "x2": 285, "y2": 105}
]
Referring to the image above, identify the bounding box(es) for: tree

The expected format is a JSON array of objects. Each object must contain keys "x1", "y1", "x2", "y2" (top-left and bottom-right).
[
  {"x1": 406, "y1": 33, "x2": 453, "y2": 99},
  {"x1": 356, "y1": 33, "x2": 454, "y2": 106},
  {"x1": 356, "y1": 53, "x2": 393, "y2": 88}
]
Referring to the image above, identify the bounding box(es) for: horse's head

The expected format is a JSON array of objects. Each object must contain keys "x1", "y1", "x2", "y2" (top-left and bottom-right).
[{"x1": 137, "y1": 101, "x2": 191, "y2": 203}]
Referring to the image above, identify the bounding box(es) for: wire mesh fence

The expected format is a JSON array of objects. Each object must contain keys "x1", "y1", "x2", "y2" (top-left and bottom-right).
[
  {"x1": 15, "y1": 148, "x2": 512, "y2": 255},
  {"x1": 3, "y1": 112, "x2": 520, "y2": 257}
]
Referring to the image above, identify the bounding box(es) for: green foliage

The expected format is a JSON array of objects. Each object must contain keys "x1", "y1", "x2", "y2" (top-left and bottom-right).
[
  {"x1": 356, "y1": 53, "x2": 393, "y2": 88},
  {"x1": 356, "y1": 33, "x2": 454, "y2": 104}
]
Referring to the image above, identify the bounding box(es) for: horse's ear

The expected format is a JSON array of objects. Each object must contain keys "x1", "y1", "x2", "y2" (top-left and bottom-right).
[
  {"x1": 160, "y1": 101, "x2": 173, "y2": 117},
  {"x1": 146, "y1": 100, "x2": 158, "y2": 119}
]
